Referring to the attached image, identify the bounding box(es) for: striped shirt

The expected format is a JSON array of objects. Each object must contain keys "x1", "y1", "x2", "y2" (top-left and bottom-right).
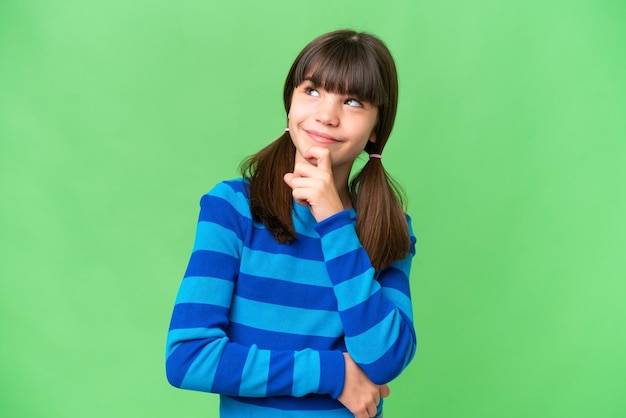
[{"x1": 166, "y1": 178, "x2": 416, "y2": 417}]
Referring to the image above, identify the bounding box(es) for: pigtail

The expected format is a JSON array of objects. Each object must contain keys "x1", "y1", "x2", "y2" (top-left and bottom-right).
[
  {"x1": 240, "y1": 133, "x2": 296, "y2": 243},
  {"x1": 350, "y1": 157, "x2": 411, "y2": 271}
]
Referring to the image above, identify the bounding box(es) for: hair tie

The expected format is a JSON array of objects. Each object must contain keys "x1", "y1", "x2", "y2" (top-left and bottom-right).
[
  {"x1": 369, "y1": 153, "x2": 382, "y2": 159},
  {"x1": 284, "y1": 128, "x2": 290, "y2": 132}
]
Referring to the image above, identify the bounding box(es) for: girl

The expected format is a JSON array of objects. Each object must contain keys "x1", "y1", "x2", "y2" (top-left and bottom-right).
[{"x1": 166, "y1": 29, "x2": 417, "y2": 418}]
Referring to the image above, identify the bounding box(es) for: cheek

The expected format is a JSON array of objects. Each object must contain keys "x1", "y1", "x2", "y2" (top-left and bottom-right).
[
  {"x1": 287, "y1": 109, "x2": 301, "y2": 128},
  {"x1": 356, "y1": 117, "x2": 378, "y2": 140},
  {"x1": 287, "y1": 102, "x2": 304, "y2": 122}
]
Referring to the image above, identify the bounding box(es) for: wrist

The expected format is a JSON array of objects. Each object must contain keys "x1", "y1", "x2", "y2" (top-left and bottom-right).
[
  {"x1": 312, "y1": 205, "x2": 345, "y2": 223},
  {"x1": 318, "y1": 350, "x2": 346, "y2": 399},
  {"x1": 314, "y1": 208, "x2": 355, "y2": 231}
]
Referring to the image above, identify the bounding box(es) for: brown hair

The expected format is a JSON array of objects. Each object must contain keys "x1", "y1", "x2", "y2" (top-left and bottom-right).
[{"x1": 241, "y1": 29, "x2": 411, "y2": 270}]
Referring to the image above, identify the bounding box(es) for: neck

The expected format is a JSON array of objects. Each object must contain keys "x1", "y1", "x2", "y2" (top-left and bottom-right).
[
  {"x1": 332, "y1": 159, "x2": 357, "y2": 206},
  {"x1": 330, "y1": 163, "x2": 356, "y2": 211}
]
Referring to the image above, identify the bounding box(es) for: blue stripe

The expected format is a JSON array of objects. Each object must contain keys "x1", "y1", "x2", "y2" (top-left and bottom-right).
[
  {"x1": 166, "y1": 338, "x2": 208, "y2": 388},
  {"x1": 292, "y1": 349, "x2": 321, "y2": 396},
  {"x1": 229, "y1": 297, "x2": 342, "y2": 338},
  {"x1": 184, "y1": 250, "x2": 239, "y2": 281},
  {"x1": 181, "y1": 337, "x2": 228, "y2": 391},
  {"x1": 201, "y1": 181, "x2": 251, "y2": 220},
  {"x1": 332, "y1": 269, "x2": 377, "y2": 311},
  {"x1": 198, "y1": 195, "x2": 249, "y2": 238},
  {"x1": 240, "y1": 346, "x2": 271, "y2": 397},
  {"x1": 319, "y1": 223, "x2": 360, "y2": 260},
  {"x1": 341, "y1": 292, "x2": 394, "y2": 337},
  {"x1": 345, "y1": 310, "x2": 402, "y2": 364},
  {"x1": 221, "y1": 395, "x2": 347, "y2": 414},
  {"x1": 318, "y1": 350, "x2": 345, "y2": 398},
  {"x1": 193, "y1": 222, "x2": 242, "y2": 256},
  {"x1": 378, "y1": 266, "x2": 411, "y2": 293},
  {"x1": 168, "y1": 303, "x2": 229, "y2": 330},
  {"x1": 326, "y1": 248, "x2": 371, "y2": 285},
  {"x1": 166, "y1": 328, "x2": 226, "y2": 356},
  {"x1": 211, "y1": 344, "x2": 249, "y2": 395},
  {"x1": 227, "y1": 322, "x2": 345, "y2": 351},
  {"x1": 360, "y1": 319, "x2": 416, "y2": 383},
  {"x1": 314, "y1": 209, "x2": 355, "y2": 235},
  {"x1": 267, "y1": 351, "x2": 294, "y2": 395},
  {"x1": 222, "y1": 178, "x2": 249, "y2": 192},
  {"x1": 380, "y1": 287, "x2": 413, "y2": 320},
  {"x1": 239, "y1": 249, "x2": 329, "y2": 286},
  {"x1": 292, "y1": 201, "x2": 321, "y2": 238},
  {"x1": 247, "y1": 230, "x2": 324, "y2": 260},
  {"x1": 175, "y1": 276, "x2": 234, "y2": 307},
  {"x1": 247, "y1": 225, "x2": 324, "y2": 259},
  {"x1": 236, "y1": 273, "x2": 337, "y2": 310}
]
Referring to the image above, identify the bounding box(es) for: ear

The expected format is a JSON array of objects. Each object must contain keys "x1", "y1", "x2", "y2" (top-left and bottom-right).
[{"x1": 368, "y1": 130, "x2": 377, "y2": 143}]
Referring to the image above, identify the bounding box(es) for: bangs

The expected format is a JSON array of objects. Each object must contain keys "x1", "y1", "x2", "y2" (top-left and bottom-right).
[{"x1": 292, "y1": 40, "x2": 387, "y2": 106}]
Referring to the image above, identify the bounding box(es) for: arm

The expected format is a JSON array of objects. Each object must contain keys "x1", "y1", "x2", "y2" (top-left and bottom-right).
[
  {"x1": 314, "y1": 210, "x2": 417, "y2": 384},
  {"x1": 165, "y1": 181, "x2": 345, "y2": 398},
  {"x1": 340, "y1": 352, "x2": 391, "y2": 418},
  {"x1": 283, "y1": 146, "x2": 417, "y2": 384}
]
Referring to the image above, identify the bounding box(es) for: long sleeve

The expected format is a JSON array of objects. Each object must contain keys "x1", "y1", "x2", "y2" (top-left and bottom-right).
[
  {"x1": 314, "y1": 210, "x2": 417, "y2": 384},
  {"x1": 165, "y1": 181, "x2": 345, "y2": 399}
]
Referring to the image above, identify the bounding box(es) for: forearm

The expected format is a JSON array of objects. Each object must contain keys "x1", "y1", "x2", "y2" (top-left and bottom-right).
[
  {"x1": 315, "y1": 210, "x2": 417, "y2": 383},
  {"x1": 166, "y1": 323, "x2": 345, "y2": 398}
]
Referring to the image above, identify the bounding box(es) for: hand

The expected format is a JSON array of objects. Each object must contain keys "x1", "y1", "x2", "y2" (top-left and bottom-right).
[
  {"x1": 338, "y1": 353, "x2": 390, "y2": 418},
  {"x1": 283, "y1": 146, "x2": 344, "y2": 222}
]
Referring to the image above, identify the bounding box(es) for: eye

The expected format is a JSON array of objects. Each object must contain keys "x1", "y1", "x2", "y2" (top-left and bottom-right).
[
  {"x1": 304, "y1": 87, "x2": 320, "y2": 97},
  {"x1": 345, "y1": 98, "x2": 363, "y2": 108}
]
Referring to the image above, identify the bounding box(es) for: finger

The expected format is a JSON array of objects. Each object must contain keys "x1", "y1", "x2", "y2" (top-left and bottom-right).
[
  {"x1": 285, "y1": 173, "x2": 313, "y2": 206},
  {"x1": 302, "y1": 146, "x2": 332, "y2": 173},
  {"x1": 294, "y1": 147, "x2": 319, "y2": 169},
  {"x1": 292, "y1": 161, "x2": 318, "y2": 179},
  {"x1": 286, "y1": 175, "x2": 319, "y2": 191},
  {"x1": 355, "y1": 410, "x2": 369, "y2": 418},
  {"x1": 379, "y1": 384, "x2": 391, "y2": 398},
  {"x1": 366, "y1": 403, "x2": 378, "y2": 418},
  {"x1": 293, "y1": 158, "x2": 334, "y2": 181},
  {"x1": 291, "y1": 167, "x2": 333, "y2": 194},
  {"x1": 283, "y1": 172, "x2": 294, "y2": 188}
]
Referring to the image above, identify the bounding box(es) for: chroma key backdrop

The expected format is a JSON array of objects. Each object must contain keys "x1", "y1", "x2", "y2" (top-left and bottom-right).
[{"x1": 1, "y1": 0, "x2": 625, "y2": 417}]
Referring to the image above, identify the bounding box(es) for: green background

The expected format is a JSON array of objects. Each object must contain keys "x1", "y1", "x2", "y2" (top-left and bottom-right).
[{"x1": 1, "y1": 0, "x2": 624, "y2": 417}]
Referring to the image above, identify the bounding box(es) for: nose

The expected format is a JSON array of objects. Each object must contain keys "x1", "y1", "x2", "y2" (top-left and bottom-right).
[{"x1": 315, "y1": 98, "x2": 339, "y2": 126}]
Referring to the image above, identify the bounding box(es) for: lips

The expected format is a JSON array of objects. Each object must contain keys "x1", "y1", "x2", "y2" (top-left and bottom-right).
[{"x1": 305, "y1": 129, "x2": 340, "y2": 144}]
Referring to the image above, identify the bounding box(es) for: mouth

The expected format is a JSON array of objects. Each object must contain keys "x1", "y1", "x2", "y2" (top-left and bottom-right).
[{"x1": 305, "y1": 129, "x2": 340, "y2": 145}]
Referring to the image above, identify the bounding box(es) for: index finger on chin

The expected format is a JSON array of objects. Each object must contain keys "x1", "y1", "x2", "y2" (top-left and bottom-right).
[{"x1": 303, "y1": 146, "x2": 332, "y2": 172}]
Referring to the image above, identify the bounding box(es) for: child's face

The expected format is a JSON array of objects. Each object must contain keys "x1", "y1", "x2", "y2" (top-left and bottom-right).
[{"x1": 287, "y1": 78, "x2": 378, "y2": 173}]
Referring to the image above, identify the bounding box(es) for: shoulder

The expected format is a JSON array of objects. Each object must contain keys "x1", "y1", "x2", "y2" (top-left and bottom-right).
[
  {"x1": 199, "y1": 177, "x2": 252, "y2": 218},
  {"x1": 205, "y1": 177, "x2": 250, "y2": 198}
]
